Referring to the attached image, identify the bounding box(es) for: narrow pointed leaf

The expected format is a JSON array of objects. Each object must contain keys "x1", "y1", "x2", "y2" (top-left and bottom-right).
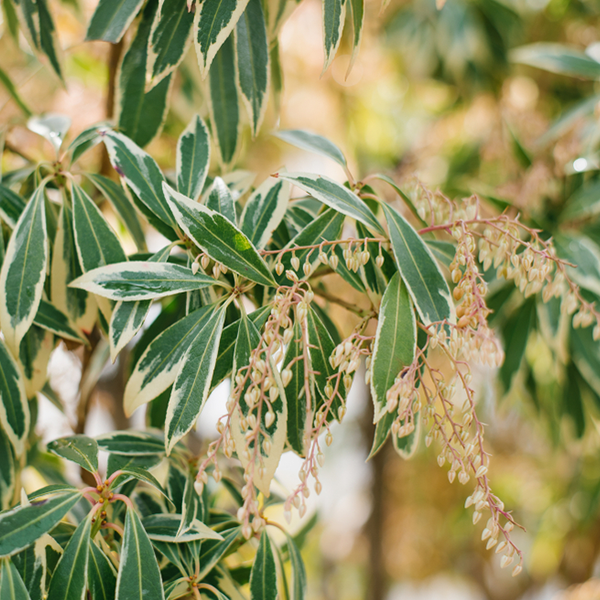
[
  {"x1": 239, "y1": 177, "x2": 290, "y2": 249},
  {"x1": 0, "y1": 558, "x2": 30, "y2": 600},
  {"x1": 96, "y1": 430, "x2": 165, "y2": 455},
  {"x1": 85, "y1": 173, "x2": 146, "y2": 252},
  {"x1": 88, "y1": 541, "x2": 117, "y2": 600},
  {"x1": 285, "y1": 533, "x2": 306, "y2": 600},
  {"x1": 117, "y1": 0, "x2": 172, "y2": 148},
  {"x1": 164, "y1": 184, "x2": 276, "y2": 286},
  {"x1": 165, "y1": 306, "x2": 226, "y2": 454},
  {"x1": 36, "y1": 0, "x2": 64, "y2": 81},
  {"x1": 85, "y1": 0, "x2": 144, "y2": 42},
  {"x1": 51, "y1": 204, "x2": 97, "y2": 336},
  {"x1": 273, "y1": 130, "x2": 347, "y2": 168},
  {"x1": 33, "y1": 300, "x2": 87, "y2": 345},
  {"x1": 347, "y1": 0, "x2": 364, "y2": 74},
  {"x1": 371, "y1": 273, "x2": 416, "y2": 422},
  {"x1": 277, "y1": 173, "x2": 384, "y2": 235},
  {"x1": 382, "y1": 203, "x2": 452, "y2": 325},
  {"x1": 306, "y1": 306, "x2": 336, "y2": 401},
  {"x1": 0, "y1": 491, "x2": 81, "y2": 557},
  {"x1": 176, "y1": 115, "x2": 210, "y2": 202},
  {"x1": 101, "y1": 129, "x2": 178, "y2": 234},
  {"x1": 393, "y1": 412, "x2": 421, "y2": 459},
  {"x1": 208, "y1": 35, "x2": 240, "y2": 167},
  {"x1": 117, "y1": 467, "x2": 174, "y2": 509},
  {"x1": 194, "y1": 0, "x2": 250, "y2": 76},
  {"x1": 143, "y1": 514, "x2": 222, "y2": 542},
  {"x1": 47, "y1": 435, "x2": 99, "y2": 474},
  {"x1": 250, "y1": 531, "x2": 277, "y2": 600},
  {"x1": 197, "y1": 527, "x2": 241, "y2": 580},
  {"x1": 124, "y1": 305, "x2": 215, "y2": 416},
  {"x1": 116, "y1": 508, "x2": 164, "y2": 600},
  {"x1": 235, "y1": 0, "x2": 269, "y2": 137},
  {"x1": 18, "y1": 325, "x2": 52, "y2": 399},
  {"x1": 500, "y1": 299, "x2": 535, "y2": 391},
  {"x1": 206, "y1": 177, "x2": 237, "y2": 224},
  {"x1": 46, "y1": 514, "x2": 91, "y2": 600},
  {"x1": 0, "y1": 184, "x2": 48, "y2": 353},
  {"x1": 0, "y1": 338, "x2": 30, "y2": 456},
  {"x1": 0, "y1": 427, "x2": 16, "y2": 511},
  {"x1": 68, "y1": 124, "x2": 106, "y2": 165},
  {"x1": 282, "y1": 318, "x2": 311, "y2": 456},
  {"x1": 322, "y1": 0, "x2": 345, "y2": 72},
  {"x1": 510, "y1": 43, "x2": 600, "y2": 79},
  {"x1": 176, "y1": 476, "x2": 200, "y2": 537},
  {"x1": 71, "y1": 262, "x2": 216, "y2": 302},
  {"x1": 147, "y1": 0, "x2": 195, "y2": 88},
  {"x1": 0, "y1": 67, "x2": 32, "y2": 118}
]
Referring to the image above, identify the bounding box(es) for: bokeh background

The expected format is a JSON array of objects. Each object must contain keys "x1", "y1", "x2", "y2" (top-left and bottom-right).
[{"x1": 2, "y1": 0, "x2": 600, "y2": 598}]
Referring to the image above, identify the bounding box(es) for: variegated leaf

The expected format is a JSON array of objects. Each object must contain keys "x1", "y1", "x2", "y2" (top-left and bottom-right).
[
  {"x1": 143, "y1": 514, "x2": 222, "y2": 542},
  {"x1": 124, "y1": 305, "x2": 214, "y2": 416},
  {"x1": 33, "y1": 299, "x2": 87, "y2": 345},
  {"x1": 163, "y1": 184, "x2": 276, "y2": 287},
  {"x1": 18, "y1": 325, "x2": 53, "y2": 399},
  {"x1": 370, "y1": 273, "x2": 416, "y2": 423},
  {"x1": 0, "y1": 184, "x2": 48, "y2": 354},
  {"x1": 322, "y1": 0, "x2": 346, "y2": 73},
  {"x1": 194, "y1": 0, "x2": 250, "y2": 77},
  {"x1": 0, "y1": 183, "x2": 25, "y2": 228},
  {"x1": 347, "y1": 0, "x2": 364, "y2": 74},
  {"x1": 0, "y1": 557, "x2": 30, "y2": 600},
  {"x1": 86, "y1": 0, "x2": 144, "y2": 42},
  {"x1": 208, "y1": 35, "x2": 240, "y2": 168},
  {"x1": 71, "y1": 262, "x2": 216, "y2": 302},
  {"x1": 47, "y1": 435, "x2": 99, "y2": 474},
  {"x1": 273, "y1": 130, "x2": 347, "y2": 168},
  {"x1": 51, "y1": 203, "x2": 97, "y2": 336},
  {"x1": 0, "y1": 427, "x2": 16, "y2": 511},
  {"x1": 235, "y1": 0, "x2": 269, "y2": 137},
  {"x1": 117, "y1": 0, "x2": 173, "y2": 148},
  {"x1": 176, "y1": 115, "x2": 210, "y2": 202},
  {"x1": 239, "y1": 177, "x2": 290, "y2": 249},
  {"x1": 116, "y1": 509, "x2": 164, "y2": 600},
  {"x1": 96, "y1": 429, "x2": 166, "y2": 455},
  {"x1": 276, "y1": 172, "x2": 384, "y2": 235},
  {"x1": 206, "y1": 177, "x2": 236, "y2": 224},
  {"x1": 147, "y1": 0, "x2": 195, "y2": 89},
  {"x1": 165, "y1": 306, "x2": 226, "y2": 454},
  {"x1": 88, "y1": 541, "x2": 117, "y2": 600},
  {"x1": 393, "y1": 412, "x2": 421, "y2": 459},
  {"x1": 250, "y1": 531, "x2": 277, "y2": 600},
  {"x1": 381, "y1": 203, "x2": 453, "y2": 325}
]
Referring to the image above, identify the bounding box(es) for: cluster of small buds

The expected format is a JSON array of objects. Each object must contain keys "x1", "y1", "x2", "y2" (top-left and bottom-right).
[
  {"x1": 284, "y1": 331, "x2": 370, "y2": 520},
  {"x1": 342, "y1": 242, "x2": 371, "y2": 273}
]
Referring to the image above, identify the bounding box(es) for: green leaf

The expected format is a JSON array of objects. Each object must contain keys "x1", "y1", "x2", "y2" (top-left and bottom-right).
[
  {"x1": 563, "y1": 363, "x2": 585, "y2": 438},
  {"x1": 176, "y1": 475, "x2": 200, "y2": 537},
  {"x1": 0, "y1": 427, "x2": 16, "y2": 511},
  {"x1": 0, "y1": 557, "x2": 30, "y2": 600},
  {"x1": 235, "y1": 0, "x2": 269, "y2": 137},
  {"x1": 68, "y1": 124, "x2": 106, "y2": 165},
  {"x1": 562, "y1": 181, "x2": 600, "y2": 223},
  {"x1": 147, "y1": 0, "x2": 195, "y2": 88},
  {"x1": 51, "y1": 204, "x2": 97, "y2": 336},
  {"x1": 27, "y1": 484, "x2": 78, "y2": 502},
  {"x1": 164, "y1": 184, "x2": 276, "y2": 287},
  {"x1": 273, "y1": 130, "x2": 347, "y2": 168},
  {"x1": 88, "y1": 541, "x2": 117, "y2": 600},
  {"x1": 392, "y1": 411, "x2": 421, "y2": 459},
  {"x1": 116, "y1": 508, "x2": 164, "y2": 600},
  {"x1": 165, "y1": 306, "x2": 226, "y2": 454},
  {"x1": 197, "y1": 527, "x2": 241, "y2": 580},
  {"x1": 250, "y1": 531, "x2": 277, "y2": 600},
  {"x1": 33, "y1": 300, "x2": 87, "y2": 345},
  {"x1": 206, "y1": 177, "x2": 237, "y2": 224},
  {"x1": 322, "y1": 0, "x2": 345, "y2": 72},
  {"x1": 194, "y1": 0, "x2": 250, "y2": 76},
  {"x1": 208, "y1": 35, "x2": 240, "y2": 167},
  {"x1": 0, "y1": 491, "x2": 81, "y2": 557},
  {"x1": 0, "y1": 334, "x2": 30, "y2": 456},
  {"x1": 381, "y1": 203, "x2": 452, "y2": 325},
  {"x1": 239, "y1": 178, "x2": 290, "y2": 249},
  {"x1": 124, "y1": 305, "x2": 215, "y2": 416},
  {"x1": 0, "y1": 184, "x2": 48, "y2": 353},
  {"x1": 46, "y1": 513, "x2": 91, "y2": 600},
  {"x1": 96, "y1": 430, "x2": 166, "y2": 455},
  {"x1": 555, "y1": 234, "x2": 600, "y2": 297},
  {"x1": 85, "y1": 173, "x2": 146, "y2": 252},
  {"x1": 71, "y1": 182, "x2": 127, "y2": 272},
  {"x1": 285, "y1": 533, "x2": 306, "y2": 600},
  {"x1": 282, "y1": 318, "x2": 311, "y2": 456},
  {"x1": 142, "y1": 514, "x2": 223, "y2": 542},
  {"x1": 71, "y1": 261, "x2": 217, "y2": 302},
  {"x1": 276, "y1": 173, "x2": 384, "y2": 235},
  {"x1": 117, "y1": 466, "x2": 174, "y2": 509},
  {"x1": 36, "y1": 0, "x2": 64, "y2": 81},
  {"x1": 347, "y1": 0, "x2": 364, "y2": 75},
  {"x1": 500, "y1": 298, "x2": 535, "y2": 391},
  {"x1": 176, "y1": 115, "x2": 210, "y2": 202},
  {"x1": 18, "y1": 325, "x2": 53, "y2": 399},
  {"x1": 47, "y1": 435, "x2": 99, "y2": 474},
  {"x1": 371, "y1": 273, "x2": 416, "y2": 422},
  {"x1": 510, "y1": 43, "x2": 600, "y2": 80},
  {"x1": 571, "y1": 325, "x2": 600, "y2": 399},
  {"x1": 101, "y1": 129, "x2": 178, "y2": 235},
  {"x1": 274, "y1": 208, "x2": 345, "y2": 285},
  {"x1": 0, "y1": 67, "x2": 32, "y2": 117},
  {"x1": 371, "y1": 174, "x2": 427, "y2": 227},
  {"x1": 0, "y1": 183, "x2": 26, "y2": 228},
  {"x1": 85, "y1": 0, "x2": 143, "y2": 42},
  {"x1": 117, "y1": 0, "x2": 172, "y2": 148}
]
